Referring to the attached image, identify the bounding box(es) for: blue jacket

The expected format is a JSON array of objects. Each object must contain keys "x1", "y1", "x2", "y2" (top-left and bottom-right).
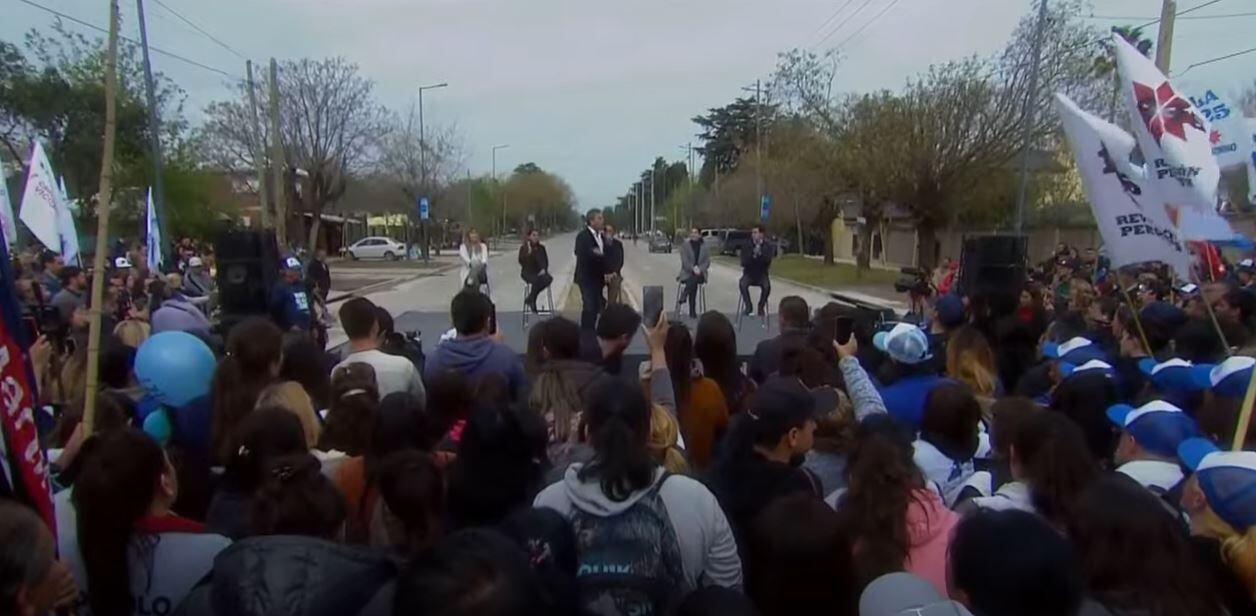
[
  {"x1": 876, "y1": 374, "x2": 952, "y2": 432},
  {"x1": 269, "y1": 281, "x2": 312, "y2": 331},
  {"x1": 425, "y1": 335, "x2": 528, "y2": 402}
]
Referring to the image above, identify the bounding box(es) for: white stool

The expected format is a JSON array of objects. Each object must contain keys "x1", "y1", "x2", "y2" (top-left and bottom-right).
[
  {"x1": 522, "y1": 282, "x2": 556, "y2": 328},
  {"x1": 674, "y1": 280, "x2": 707, "y2": 320}
]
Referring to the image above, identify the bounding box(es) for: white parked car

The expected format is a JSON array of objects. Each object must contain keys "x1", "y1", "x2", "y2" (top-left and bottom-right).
[{"x1": 347, "y1": 236, "x2": 406, "y2": 261}]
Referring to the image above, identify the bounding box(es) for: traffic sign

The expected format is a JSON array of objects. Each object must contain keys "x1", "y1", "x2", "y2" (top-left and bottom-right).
[
  {"x1": 760, "y1": 194, "x2": 772, "y2": 221},
  {"x1": 418, "y1": 197, "x2": 430, "y2": 220}
]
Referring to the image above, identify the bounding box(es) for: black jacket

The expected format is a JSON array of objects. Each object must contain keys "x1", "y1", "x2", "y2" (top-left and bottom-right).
[
  {"x1": 747, "y1": 327, "x2": 811, "y2": 384},
  {"x1": 308, "y1": 258, "x2": 331, "y2": 295},
  {"x1": 174, "y1": 536, "x2": 398, "y2": 616},
  {"x1": 573, "y1": 228, "x2": 604, "y2": 284},
  {"x1": 740, "y1": 241, "x2": 774, "y2": 280},
  {"x1": 519, "y1": 242, "x2": 550, "y2": 282},
  {"x1": 604, "y1": 238, "x2": 624, "y2": 275}
]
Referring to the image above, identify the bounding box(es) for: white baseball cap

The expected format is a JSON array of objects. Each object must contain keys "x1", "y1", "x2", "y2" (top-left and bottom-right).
[
  {"x1": 284, "y1": 257, "x2": 302, "y2": 270},
  {"x1": 873, "y1": 323, "x2": 932, "y2": 365},
  {"x1": 114, "y1": 256, "x2": 132, "y2": 269},
  {"x1": 188, "y1": 256, "x2": 204, "y2": 267}
]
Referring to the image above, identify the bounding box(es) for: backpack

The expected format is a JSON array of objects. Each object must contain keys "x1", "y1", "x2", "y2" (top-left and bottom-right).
[{"x1": 569, "y1": 473, "x2": 689, "y2": 616}]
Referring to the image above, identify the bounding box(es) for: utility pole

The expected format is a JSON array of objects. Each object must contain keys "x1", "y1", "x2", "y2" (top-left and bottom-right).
[
  {"x1": 245, "y1": 60, "x2": 269, "y2": 228},
  {"x1": 1013, "y1": 0, "x2": 1049, "y2": 235},
  {"x1": 134, "y1": 0, "x2": 169, "y2": 263},
  {"x1": 268, "y1": 58, "x2": 286, "y2": 248},
  {"x1": 1155, "y1": 0, "x2": 1176, "y2": 73},
  {"x1": 679, "y1": 143, "x2": 694, "y2": 228},
  {"x1": 755, "y1": 80, "x2": 763, "y2": 207},
  {"x1": 492, "y1": 143, "x2": 509, "y2": 246},
  {"x1": 466, "y1": 169, "x2": 472, "y2": 226},
  {"x1": 650, "y1": 166, "x2": 657, "y2": 237},
  {"x1": 84, "y1": 0, "x2": 121, "y2": 432},
  {"x1": 416, "y1": 82, "x2": 448, "y2": 263}
]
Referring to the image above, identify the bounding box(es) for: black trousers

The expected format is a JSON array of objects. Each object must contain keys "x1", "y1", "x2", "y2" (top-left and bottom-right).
[
  {"x1": 524, "y1": 273, "x2": 553, "y2": 305},
  {"x1": 739, "y1": 275, "x2": 771, "y2": 311},
  {"x1": 579, "y1": 279, "x2": 604, "y2": 330},
  {"x1": 682, "y1": 275, "x2": 705, "y2": 316}
]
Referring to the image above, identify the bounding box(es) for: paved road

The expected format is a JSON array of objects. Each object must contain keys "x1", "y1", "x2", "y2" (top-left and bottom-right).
[
  {"x1": 327, "y1": 233, "x2": 578, "y2": 347},
  {"x1": 616, "y1": 238, "x2": 853, "y2": 322}
]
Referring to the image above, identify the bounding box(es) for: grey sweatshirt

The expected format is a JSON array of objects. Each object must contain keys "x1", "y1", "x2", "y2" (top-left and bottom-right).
[{"x1": 534, "y1": 464, "x2": 742, "y2": 590}]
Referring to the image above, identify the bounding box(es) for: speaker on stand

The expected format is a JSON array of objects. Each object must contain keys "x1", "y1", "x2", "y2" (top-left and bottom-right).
[{"x1": 214, "y1": 229, "x2": 280, "y2": 332}]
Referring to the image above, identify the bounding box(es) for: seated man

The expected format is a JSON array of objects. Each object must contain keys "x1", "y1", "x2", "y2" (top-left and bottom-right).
[
  {"x1": 677, "y1": 227, "x2": 710, "y2": 319},
  {"x1": 425, "y1": 290, "x2": 528, "y2": 402},
  {"x1": 738, "y1": 225, "x2": 774, "y2": 316}
]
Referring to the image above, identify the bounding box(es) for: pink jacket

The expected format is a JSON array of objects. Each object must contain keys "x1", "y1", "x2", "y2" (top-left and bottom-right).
[{"x1": 903, "y1": 488, "x2": 961, "y2": 597}]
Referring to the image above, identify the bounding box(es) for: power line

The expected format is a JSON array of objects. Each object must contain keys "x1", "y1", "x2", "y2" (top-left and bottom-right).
[
  {"x1": 806, "y1": 0, "x2": 857, "y2": 47},
  {"x1": 15, "y1": 0, "x2": 237, "y2": 78},
  {"x1": 1089, "y1": 12, "x2": 1256, "y2": 20},
  {"x1": 150, "y1": 0, "x2": 248, "y2": 60},
  {"x1": 833, "y1": 0, "x2": 903, "y2": 51},
  {"x1": 813, "y1": 0, "x2": 876, "y2": 49},
  {"x1": 1174, "y1": 45, "x2": 1256, "y2": 77}
]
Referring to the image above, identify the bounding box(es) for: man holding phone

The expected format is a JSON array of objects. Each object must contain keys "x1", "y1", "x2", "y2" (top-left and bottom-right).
[{"x1": 739, "y1": 225, "x2": 774, "y2": 317}]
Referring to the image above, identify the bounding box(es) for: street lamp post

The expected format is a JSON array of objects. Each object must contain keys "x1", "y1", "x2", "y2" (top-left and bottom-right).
[
  {"x1": 417, "y1": 82, "x2": 448, "y2": 263},
  {"x1": 491, "y1": 144, "x2": 510, "y2": 248}
]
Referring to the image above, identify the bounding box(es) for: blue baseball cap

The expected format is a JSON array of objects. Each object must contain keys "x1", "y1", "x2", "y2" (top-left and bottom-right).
[
  {"x1": 1192, "y1": 356, "x2": 1256, "y2": 398},
  {"x1": 1139, "y1": 301, "x2": 1188, "y2": 331},
  {"x1": 933, "y1": 294, "x2": 965, "y2": 329},
  {"x1": 1043, "y1": 337, "x2": 1107, "y2": 364},
  {"x1": 873, "y1": 322, "x2": 932, "y2": 365},
  {"x1": 1107, "y1": 400, "x2": 1199, "y2": 458},
  {"x1": 1139, "y1": 358, "x2": 1208, "y2": 393},
  {"x1": 1178, "y1": 438, "x2": 1256, "y2": 531},
  {"x1": 1059, "y1": 359, "x2": 1114, "y2": 380}
]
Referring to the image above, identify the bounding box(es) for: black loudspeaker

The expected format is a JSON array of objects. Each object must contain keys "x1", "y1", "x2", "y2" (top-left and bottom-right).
[
  {"x1": 214, "y1": 229, "x2": 279, "y2": 317},
  {"x1": 958, "y1": 235, "x2": 1028, "y2": 296}
]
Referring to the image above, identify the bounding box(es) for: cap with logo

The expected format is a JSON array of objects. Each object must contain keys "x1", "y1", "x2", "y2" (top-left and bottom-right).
[
  {"x1": 858, "y1": 572, "x2": 974, "y2": 616},
  {"x1": 284, "y1": 257, "x2": 302, "y2": 271},
  {"x1": 1043, "y1": 337, "x2": 1107, "y2": 364},
  {"x1": 1238, "y1": 258, "x2": 1255, "y2": 273},
  {"x1": 113, "y1": 256, "x2": 133, "y2": 269},
  {"x1": 1192, "y1": 356, "x2": 1256, "y2": 398},
  {"x1": 744, "y1": 376, "x2": 825, "y2": 443},
  {"x1": 873, "y1": 323, "x2": 932, "y2": 365},
  {"x1": 1107, "y1": 400, "x2": 1199, "y2": 458},
  {"x1": 1139, "y1": 358, "x2": 1207, "y2": 393},
  {"x1": 1178, "y1": 438, "x2": 1256, "y2": 531}
]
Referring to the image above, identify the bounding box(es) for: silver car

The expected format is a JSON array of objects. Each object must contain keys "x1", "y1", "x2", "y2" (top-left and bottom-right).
[{"x1": 347, "y1": 236, "x2": 406, "y2": 260}]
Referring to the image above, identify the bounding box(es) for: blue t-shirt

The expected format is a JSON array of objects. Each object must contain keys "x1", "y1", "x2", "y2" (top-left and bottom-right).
[
  {"x1": 877, "y1": 374, "x2": 952, "y2": 432},
  {"x1": 270, "y1": 281, "x2": 312, "y2": 331}
]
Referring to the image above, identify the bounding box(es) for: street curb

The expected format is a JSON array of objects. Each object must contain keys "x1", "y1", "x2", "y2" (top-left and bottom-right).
[{"x1": 327, "y1": 262, "x2": 460, "y2": 304}]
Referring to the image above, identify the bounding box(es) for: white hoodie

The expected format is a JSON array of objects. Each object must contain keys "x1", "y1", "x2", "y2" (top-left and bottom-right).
[{"x1": 534, "y1": 464, "x2": 742, "y2": 589}]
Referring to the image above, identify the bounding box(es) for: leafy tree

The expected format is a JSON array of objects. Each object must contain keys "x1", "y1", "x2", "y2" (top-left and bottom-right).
[
  {"x1": 1092, "y1": 25, "x2": 1153, "y2": 124},
  {"x1": 692, "y1": 97, "x2": 775, "y2": 187}
]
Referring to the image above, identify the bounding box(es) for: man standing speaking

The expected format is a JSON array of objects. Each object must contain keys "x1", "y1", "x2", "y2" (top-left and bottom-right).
[{"x1": 574, "y1": 209, "x2": 606, "y2": 330}]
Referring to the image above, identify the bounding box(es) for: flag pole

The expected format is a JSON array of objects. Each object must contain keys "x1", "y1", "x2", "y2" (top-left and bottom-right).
[
  {"x1": 1193, "y1": 271, "x2": 1233, "y2": 359},
  {"x1": 82, "y1": 0, "x2": 121, "y2": 434},
  {"x1": 1231, "y1": 368, "x2": 1256, "y2": 451},
  {"x1": 1119, "y1": 285, "x2": 1153, "y2": 356}
]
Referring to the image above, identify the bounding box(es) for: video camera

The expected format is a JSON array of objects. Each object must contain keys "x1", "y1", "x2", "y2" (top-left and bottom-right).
[
  {"x1": 381, "y1": 329, "x2": 425, "y2": 375},
  {"x1": 894, "y1": 267, "x2": 933, "y2": 296},
  {"x1": 21, "y1": 281, "x2": 72, "y2": 353}
]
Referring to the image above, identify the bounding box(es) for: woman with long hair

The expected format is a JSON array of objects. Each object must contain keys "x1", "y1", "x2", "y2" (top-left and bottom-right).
[
  {"x1": 664, "y1": 322, "x2": 729, "y2": 471},
  {"x1": 528, "y1": 317, "x2": 603, "y2": 465},
  {"x1": 1050, "y1": 369, "x2": 1120, "y2": 465},
  {"x1": 694, "y1": 311, "x2": 754, "y2": 415},
  {"x1": 1070, "y1": 474, "x2": 1227, "y2": 616},
  {"x1": 533, "y1": 376, "x2": 743, "y2": 605},
  {"x1": 746, "y1": 494, "x2": 857, "y2": 616},
  {"x1": 913, "y1": 382, "x2": 986, "y2": 506},
  {"x1": 459, "y1": 227, "x2": 491, "y2": 293},
  {"x1": 319, "y1": 362, "x2": 380, "y2": 458},
  {"x1": 211, "y1": 317, "x2": 284, "y2": 463},
  {"x1": 71, "y1": 429, "x2": 230, "y2": 615},
  {"x1": 448, "y1": 397, "x2": 550, "y2": 529},
  {"x1": 999, "y1": 411, "x2": 1098, "y2": 528},
  {"x1": 279, "y1": 334, "x2": 334, "y2": 411},
  {"x1": 254, "y1": 381, "x2": 321, "y2": 449},
  {"x1": 205, "y1": 408, "x2": 308, "y2": 539},
  {"x1": 836, "y1": 416, "x2": 959, "y2": 596},
  {"x1": 1178, "y1": 439, "x2": 1256, "y2": 612},
  {"x1": 945, "y1": 325, "x2": 1000, "y2": 400}
]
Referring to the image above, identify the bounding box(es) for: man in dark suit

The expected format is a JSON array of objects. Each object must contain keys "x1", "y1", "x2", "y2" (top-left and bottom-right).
[
  {"x1": 603, "y1": 224, "x2": 624, "y2": 305},
  {"x1": 739, "y1": 224, "x2": 775, "y2": 316},
  {"x1": 574, "y1": 209, "x2": 606, "y2": 330}
]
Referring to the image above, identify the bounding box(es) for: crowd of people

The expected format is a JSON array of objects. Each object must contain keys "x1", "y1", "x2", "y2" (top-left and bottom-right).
[{"x1": 4, "y1": 233, "x2": 1256, "y2": 616}]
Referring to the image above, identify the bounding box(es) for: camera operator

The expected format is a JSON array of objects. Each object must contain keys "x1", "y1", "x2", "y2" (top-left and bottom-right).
[{"x1": 895, "y1": 267, "x2": 934, "y2": 319}]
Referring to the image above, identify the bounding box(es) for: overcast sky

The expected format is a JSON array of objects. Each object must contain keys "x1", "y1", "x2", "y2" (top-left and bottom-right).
[{"x1": 5, "y1": 0, "x2": 1254, "y2": 209}]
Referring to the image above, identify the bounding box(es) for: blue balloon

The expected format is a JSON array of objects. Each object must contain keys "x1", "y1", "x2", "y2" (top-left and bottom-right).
[
  {"x1": 135, "y1": 331, "x2": 216, "y2": 407},
  {"x1": 142, "y1": 409, "x2": 172, "y2": 446}
]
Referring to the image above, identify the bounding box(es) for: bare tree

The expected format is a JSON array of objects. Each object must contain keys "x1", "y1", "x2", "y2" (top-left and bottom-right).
[{"x1": 376, "y1": 102, "x2": 466, "y2": 216}]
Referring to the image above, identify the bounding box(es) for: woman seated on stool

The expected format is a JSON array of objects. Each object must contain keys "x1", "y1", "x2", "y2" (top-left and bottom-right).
[
  {"x1": 459, "y1": 228, "x2": 490, "y2": 293},
  {"x1": 518, "y1": 228, "x2": 552, "y2": 313}
]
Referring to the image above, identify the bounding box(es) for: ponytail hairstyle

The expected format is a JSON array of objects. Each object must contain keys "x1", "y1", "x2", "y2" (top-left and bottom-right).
[
  {"x1": 579, "y1": 377, "x2": 656, "y2": 502},
  {"x1": 320, "y1": 362, "x2": 380, "y2": 455},
  {"x1": 73, "y1": 429, "x2": 168, "y2": 616},
  {"x1": 663, "y1": 323, "x2": 694, "y2": 415},
  {"x1": 220, "y1": 407, "x2": 307, "y2": 494},
  {"x1": 1012, "y1": 411, "x2": 1098, "y2": 529},
  {"x1": 250, "y1": 452, "x2": 347, "y2": 540},
  {"x1": 212, "y1": 317, "x2": 284, "y2": 462},
  {"x1": 836, "y1": 415, "x2": 924, "y2": 587}
]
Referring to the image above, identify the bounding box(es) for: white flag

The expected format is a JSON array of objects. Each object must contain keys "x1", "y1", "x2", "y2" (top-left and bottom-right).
[
  {"x1": 1248, "y1": 118, "x2": 1256, "y2": 205},
  {"x1": 56, "y1": 176, "x2": 80, "y2": 265},
  {"x1": 18, "y1": 142, "x2": 61, "y2": 251},
  {"x1": 1055, "y1": 93, "x2": 1192, "y2": 279},
  {"x1": 0, "y1": 169, "x2": 15, "y2": 246},
  {"x1": 146, "y1": 187, "x2": 163, "y2": 272},
  {"x1": 1112, "y1": 35, "x2": 1245, "y2": 243},
  {"x1": 1183, "y1": 87, "x2": 1251, "y2": 170}
]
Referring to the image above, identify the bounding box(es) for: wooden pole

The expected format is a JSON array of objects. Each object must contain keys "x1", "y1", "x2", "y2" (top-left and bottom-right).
[
  {"x1": 1119, "y1": 285, "x2": 1153, "y2": 357},
  {"x1": 83, "y1": 0, "x2": 121, "y2": 434},
  {"x1": 1195, "y1": 273, "x2": 1234, "y2": 358},
  {"x1": 246, "y1": 60, "x2": 269, "y2": 228}
]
